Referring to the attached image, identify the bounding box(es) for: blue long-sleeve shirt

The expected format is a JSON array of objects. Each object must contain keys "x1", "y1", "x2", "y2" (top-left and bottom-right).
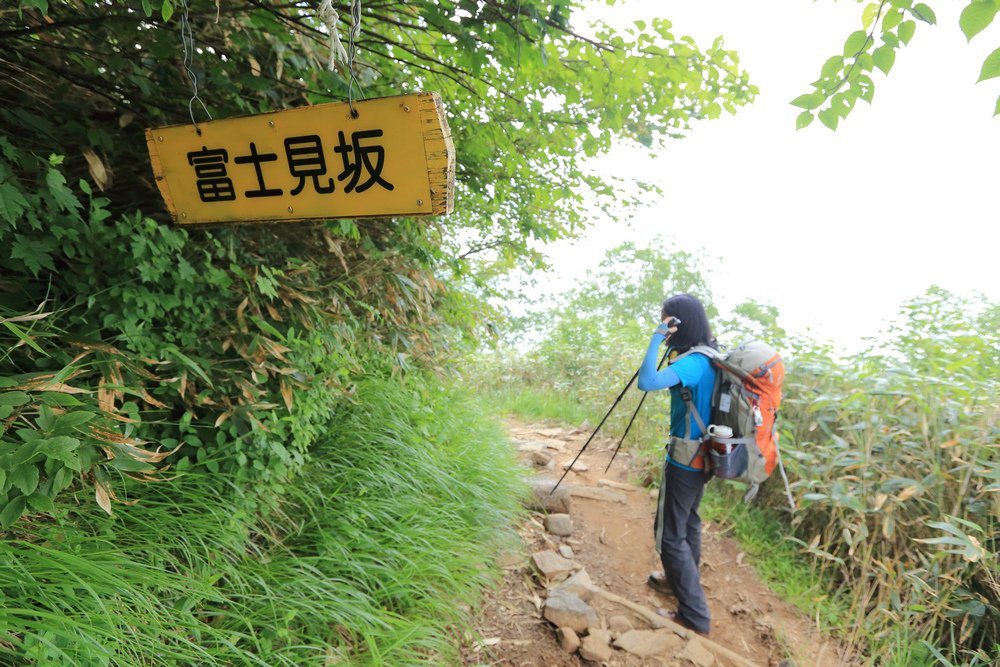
[
  {"x1": 637, "y1": 333, "x2": 717, "y2": 470},
  {"x1": 637, "y1": 333, "x2": 680, "y2": 391}
]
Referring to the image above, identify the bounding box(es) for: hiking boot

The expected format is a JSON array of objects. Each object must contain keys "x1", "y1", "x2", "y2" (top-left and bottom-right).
[
  {"x1": 655, "y1": 607, "x2": 710, "y2": 637},
  {"x1": 646, "y1": 570, "x2": 673, "y2": 596}
]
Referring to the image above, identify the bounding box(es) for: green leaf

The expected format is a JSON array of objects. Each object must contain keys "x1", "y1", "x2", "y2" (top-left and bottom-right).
[
  {"x1": 960, "y1": 1, "x2": 999, "y2": 41},
  {"x1": 883, "y1": 8, "x2": 904, "y2": 31},
  {"x1": 2, "y1": 320, "x2": 46, "y2": 355},
  {"x1": 978, "y1": 47, "x2": 1000, "y2": 82},
  {"x1": 857, "y1": 75, "x2": 876, "y2": 103},
  {"x1": 0, "y1": 391, "x2": 30, "y2": 407},
  {"x1": 0, "y1": 495, "x2": 26, "y2": 529},
  {"x1": 26, "y1": 492, "x2": 54, "y2": 513},
  {"x1": 994, "y1": 94, "x2": 1000, "y2": 116},
  {"x1": 51, "y1": 467, "x2": 73, "y2": 494},
  {"x1": 44, "y1": 168, "x2": 80, "y2": 213},
  {"x1": 0, "y1": 182, "x2": 30, "y2": 226},
  {"x1": 833, "y1": 92, "x2": 857, "y2": 118},
  {"x1": 38, "y1": 436, "x2": 81, "y2": 458},
  {"x1": 53, "y1": 412, "x2": 94, "y2": 431},
  {"x1": 910, "y1": 3, "x2": 936, "y2": 24},
  {"x1": 9, "y1": 464, "x2": 39, "y2": 496},
  {"x1": 843, "y1": 30, "x2": 871, "y2": 57},
  {"x1": 819, "y1": 108, "x2": 840, "y2": 131},
  {"x1": 898, "y1": 20, "x2": 916, "y2": 45},
  {"x1": 820, "y1": 56, "x2": 844, "y2": 78},
  {"x1": 862, "y1": 2, "x2": 881, "y2": 30},
  {"x1": 162, "y1": 0, "x2": 175, "y2": 22},
  {"x1": 142, "y1": 0, "x2": 153, "y2": 17},
  {"x1": 790, "y1": 92, "x2": 825, "y2": 110},
  {"x1": 796, "y1": 111, "x2": 814, "y2": 130},
  {"x1": 107, "y1": 456, "x2": 155, "y2": 473},
  {"x1": 873, "y1": 45, "x2": 897, "y2": 74},
  {"x1": 8, "y1": 237, "x2": 57, "y2": 279},
  {"x1": 165, "y1": 348, "x2": 212, "y2": 385}
]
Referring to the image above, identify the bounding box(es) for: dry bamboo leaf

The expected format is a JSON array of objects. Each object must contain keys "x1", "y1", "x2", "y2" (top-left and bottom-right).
[
  {"x1": 104, "y1": 411, "x2": 140, "y2": 424},
  {"x1": 873, "y1": 493, "x2": 889, "y2": 511},
  {"x1": 13, "y1": 381, "x2": 89, "y2": 394},
  {"x1": 236, "y1": 297, "x2": 249, "y2": 331},
  {"x1": 98, "y1": 379, "x2": 115, "y2": 412},
  {"x1": 280, "y1": 379, "x2": 293, "y2": 412},
  {"x1": 247, "y1": 55, "x2": 261, "y2": 76},
  {"x1": 939, "y1": 439, "x2": 960, "y2": 449},
  {"x1": 70, "y1": 340, "x2": 122, "y2": 354},
  {"x1": 121, "y1": 440, "x2": 183, "y2": 463},
  {"x1": 95, "y1": 481, "x2": 112, "y2": 515},
  {"x1": 141, "y1": 390, "x2": 167, "y2": 409},
  {"x1": 89, "y1": 426, "x2": 146, "y2": 446},
  {"x1": 897, "y1": 486, "x2": 920, "y2": 502},
  {"x1": 0, "y1": 310, "x2": 52, "y2": 324},
  {"x1": 265, "y1": 303, "x2": 283, "y2": 321},
  {"x1": 82, "y1": 147, "x2": 111, "y2": 191},
  {"x1": 215, "y1": 410, "x2": 233, "y2": 428}
]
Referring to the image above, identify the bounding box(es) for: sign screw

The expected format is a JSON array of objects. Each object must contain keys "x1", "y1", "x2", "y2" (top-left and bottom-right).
[
  {"x1": 417, "y1": 199, "x2": 423, "y2": 206},
  {"x1": 268, "y1": 121, "x2": 275, "y2": 127},
  {"x1": 287, "y1": 206, "x2": 294, "y2": 213},
  {"x1": 403, "y1": 105, "x2": 410, "y2": 112},
  {"x1": 181, "y1": 212, "x2": 187, "y2": 218},
  {"x1": 157, "y1": 136, "x2": 164, "y2": 142}
]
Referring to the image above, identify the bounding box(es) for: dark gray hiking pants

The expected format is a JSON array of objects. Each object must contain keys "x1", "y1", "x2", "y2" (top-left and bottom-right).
[{"x1": 654, "y1": 461, "x2": 711, "y2": 634}]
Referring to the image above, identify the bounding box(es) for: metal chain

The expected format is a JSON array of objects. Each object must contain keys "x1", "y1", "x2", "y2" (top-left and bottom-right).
[
  {"x1": 347, "y1": 0, "x2": 362, "y2": 118},
  {"x1": 180, "y1": 0, "x2": 212, "y2": 131}
]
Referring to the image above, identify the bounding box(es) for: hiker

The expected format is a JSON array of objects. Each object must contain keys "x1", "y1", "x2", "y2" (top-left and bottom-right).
[{"x1": 636, "y1": 293, "x2": 717, "y2": 636}]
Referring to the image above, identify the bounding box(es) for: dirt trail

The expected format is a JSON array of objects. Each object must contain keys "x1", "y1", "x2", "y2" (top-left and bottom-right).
[{"x1": 462, "y1": 420, "x2": 854, "y2": 667}]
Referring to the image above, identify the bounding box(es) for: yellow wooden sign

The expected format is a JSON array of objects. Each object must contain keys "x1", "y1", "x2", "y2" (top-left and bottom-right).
[{"x1": 145, "y1": 92, "x2": 454, "y2": 225}]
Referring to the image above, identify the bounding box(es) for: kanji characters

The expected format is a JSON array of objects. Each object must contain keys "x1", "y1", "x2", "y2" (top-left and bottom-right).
[
  {"x1": 284, "y1": 135, "x2": 335, "y2": 195},
  {"x1": 186, "y1": 147, "x2": 236, "y2": 202},
  {"x1": 188, "y1": 129, "x2": 395, "y2": 203},
  {"x1": 234, "y1": 142, "x2": 283, "y2": 198},
  {"x1": 334, "y1": 129, "x2": 395, "y2": 193}
]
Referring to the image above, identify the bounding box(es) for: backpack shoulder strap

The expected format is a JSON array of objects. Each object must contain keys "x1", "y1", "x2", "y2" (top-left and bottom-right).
[
  {"x1": 670, "y1": 345, "x2": 720, "y2": 364},
  {"x1": 673, "y1": 345, "x2": 718, "y2": 440}
]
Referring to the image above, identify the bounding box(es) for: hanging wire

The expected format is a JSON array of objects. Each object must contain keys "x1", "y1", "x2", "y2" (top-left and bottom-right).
[
  {"x1": 180, "y1": 0, "x2": 212, "y2": 133},
  {"x1": 347, "y1": 0, "x2": 363, "y2": 118}
]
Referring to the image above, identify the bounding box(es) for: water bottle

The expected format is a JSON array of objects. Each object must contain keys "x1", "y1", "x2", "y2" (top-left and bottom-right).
[{"x1": 707, "y1": 424, "x2": 733, "y2": 454}]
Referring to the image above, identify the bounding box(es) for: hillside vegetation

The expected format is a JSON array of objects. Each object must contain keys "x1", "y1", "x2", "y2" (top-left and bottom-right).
[
  {"x1": 0, "y1": 0, "x2": 754, "y2": 664},
  {"x1": 475, "y1": 242, "x2": 999, "y2": 666}
]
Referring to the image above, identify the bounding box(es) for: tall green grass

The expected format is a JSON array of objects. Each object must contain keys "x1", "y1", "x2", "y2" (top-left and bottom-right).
[{"x1": 0, "y1": 375, "x2": 523, "y2": 666}]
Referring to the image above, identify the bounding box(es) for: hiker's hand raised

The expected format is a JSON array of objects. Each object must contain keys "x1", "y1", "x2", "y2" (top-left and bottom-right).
[{"x1": 654, "y1": 318, "x2": 679, "y2": 339}]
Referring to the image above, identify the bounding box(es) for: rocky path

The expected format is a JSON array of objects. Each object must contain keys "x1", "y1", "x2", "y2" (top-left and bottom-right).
[{"x1": 462, "y1": 420, "x2": 854, "y2": 667}]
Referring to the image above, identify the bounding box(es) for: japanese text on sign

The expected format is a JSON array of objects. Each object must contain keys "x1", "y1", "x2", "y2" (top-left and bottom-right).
[{"x1": 146, "y1": 93, "x2": 454, "y2": 225}]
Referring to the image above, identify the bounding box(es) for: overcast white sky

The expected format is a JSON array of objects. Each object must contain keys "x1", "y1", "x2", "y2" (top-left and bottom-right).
[{"x1": 528, "y1": 0, "x2": 999, "y2": 353}]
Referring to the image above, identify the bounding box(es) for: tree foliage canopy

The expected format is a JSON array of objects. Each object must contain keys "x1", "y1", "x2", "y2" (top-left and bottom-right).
[
  {"x1": 2, "y1": 0, "x2": 756, "y2": 263},
  {"x1": 794, "y1": 0, "x2": 1000, "y2": 129},
  {"x1": 0, "y1": 2, "x2": 754, "y2": 521}
]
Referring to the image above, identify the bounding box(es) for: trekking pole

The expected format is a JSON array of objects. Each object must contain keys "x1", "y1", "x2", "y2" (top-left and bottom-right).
[
  {"x1": 604, "y1": 347, "x2": 670, "y2": 473},
  {"x1": 549, "y1": 366, "x2": 641, "y2": 495},
  {"x1": 551, "y1": 346, "x2": 670, "y2": 494}
]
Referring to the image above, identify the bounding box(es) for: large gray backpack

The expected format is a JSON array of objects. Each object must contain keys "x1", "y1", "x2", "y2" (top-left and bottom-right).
[{"x1": 674, "y1": 341, "x2": 794, "y2": 508}]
